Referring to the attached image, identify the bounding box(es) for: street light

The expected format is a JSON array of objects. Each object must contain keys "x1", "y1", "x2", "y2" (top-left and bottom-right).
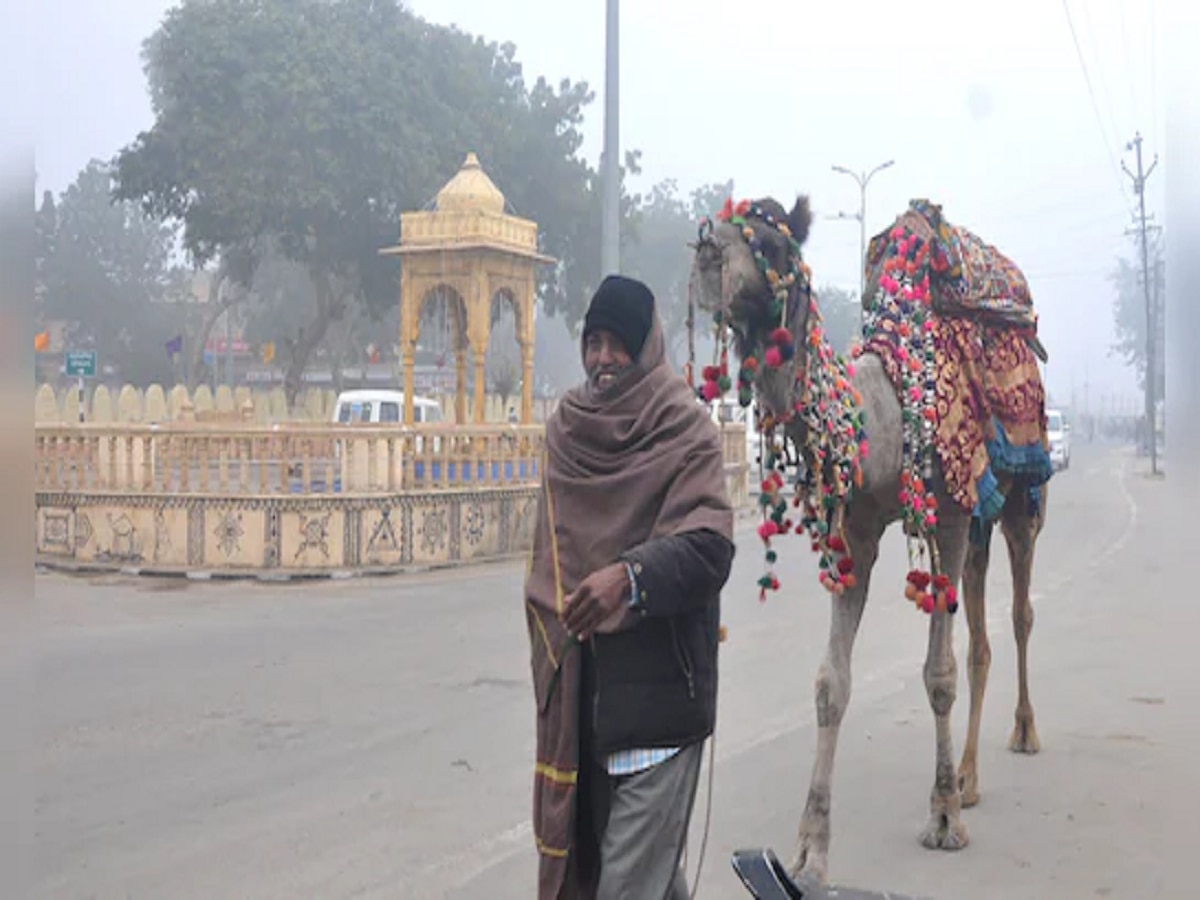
[
  {"x1": 831, "y1": 159, "x2": 894, "y2": 306},
  {"x1": 600, "y1": 0, "x2": 620, "y2": 276}
]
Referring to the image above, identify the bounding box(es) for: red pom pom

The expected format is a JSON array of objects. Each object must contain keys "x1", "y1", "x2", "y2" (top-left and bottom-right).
[
  {"x1": 770, "y1": 327, "x2": 793, "y2": 347},
  {"x1": 701, "y1": 381, "x2": 721, "y2": 401},
  {"x1": 837, "y1": 557, "x2": 854, "y2": 575},
  {"x1": 945, "y1": 586, "x2": 958, "y2": 604},
  {"x1": 744, "y1": 356, "x2": 759, "y2": 372},
  {"x1": 702, "y1": 365, "x2": 720, "y2": 382},
  {"x1": 920, "y1": 593, "x2": 935, "y2": 614},
  {"x1": 933, "y1": 574, "x2": 951, "y2": 591},
  {"x1": 764, "y1": 346, "x2": 783, "y2": 368},
  {"x1": 828, "y1": 535, "x2": 847, "y2": 554}
]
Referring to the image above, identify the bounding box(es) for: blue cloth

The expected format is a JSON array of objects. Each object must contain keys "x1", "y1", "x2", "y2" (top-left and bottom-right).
[{"x1": 970, "y1": 417, "x2": 1053, "y2": 544}]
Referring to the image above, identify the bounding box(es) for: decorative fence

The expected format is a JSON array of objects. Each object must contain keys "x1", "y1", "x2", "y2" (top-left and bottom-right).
[{"x1": 35, "y1": 422, "x2": 749, "y2": 577}]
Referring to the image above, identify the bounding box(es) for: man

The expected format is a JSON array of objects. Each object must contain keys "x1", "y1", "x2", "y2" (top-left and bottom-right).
[{"x1": 524, "y1": 275, "x2": 736, "y2": 899}]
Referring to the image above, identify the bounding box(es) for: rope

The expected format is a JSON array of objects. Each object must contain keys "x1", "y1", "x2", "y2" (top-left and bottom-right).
[{"x1": 687, "y1": 731, "x2": 718, "y2": 898}]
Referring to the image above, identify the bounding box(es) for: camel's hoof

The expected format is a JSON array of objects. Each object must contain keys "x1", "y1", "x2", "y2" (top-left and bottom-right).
[
  {"x1": 788, "y1": 837, "x2": 828, "y2": 887},
  {"x1": 1009, "y1": 718, "x2": 1041, "y2": 755},
  {"x1": 957, "y1": 769, "x2": 980, "y2": 809},
  {"x1": 919, "y1": 812, "x2": 970, "y2": 852}
]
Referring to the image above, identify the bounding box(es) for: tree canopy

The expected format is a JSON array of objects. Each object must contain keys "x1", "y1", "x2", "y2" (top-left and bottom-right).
[
  {"x1": 1109, "y1": 242, "x2": 1165, "y2": 395},
  {"x1": 113, "y1": 0, "x2": 624, "y2": 402},
  {"x1": 37, "y1": 160, "x2": 189, "y2": 386}
]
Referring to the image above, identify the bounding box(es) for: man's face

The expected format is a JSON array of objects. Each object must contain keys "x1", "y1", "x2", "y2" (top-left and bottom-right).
[{"x1": 584, "y1": 328, "x2": 633, "y2": 391}]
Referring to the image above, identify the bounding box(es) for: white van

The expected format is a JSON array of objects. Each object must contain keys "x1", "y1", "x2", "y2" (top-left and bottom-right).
[
  {"x1": 332, "y1": 389, "x2": 444, "y2": 425},
  {"x1": 1046, "y1": 408, "x2": 1070, "y2": 471}
]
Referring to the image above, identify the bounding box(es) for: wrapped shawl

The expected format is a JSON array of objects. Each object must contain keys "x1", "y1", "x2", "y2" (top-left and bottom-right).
[{"x1": 524, "y1": 313, "x2": 734, "y2": 899}]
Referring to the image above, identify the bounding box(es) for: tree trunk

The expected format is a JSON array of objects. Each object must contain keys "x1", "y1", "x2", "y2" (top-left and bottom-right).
[
  {"x1": 283, "y1": 269, "x2": 348, "y2": 412},
  {"x1": 188, "y1": 262, "x2": 229, "y2": 390}
]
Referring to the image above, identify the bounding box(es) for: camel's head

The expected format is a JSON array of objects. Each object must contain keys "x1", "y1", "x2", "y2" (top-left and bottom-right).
[
  {"x1": 688, "y1": 196, "x2": 814, "y2": 355},
  {"x1": 688, "y1": 197, "x2": 815, "y2": 420}
]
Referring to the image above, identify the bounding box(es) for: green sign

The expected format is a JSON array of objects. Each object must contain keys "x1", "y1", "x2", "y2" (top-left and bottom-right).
[{"x1": 65, "y1": 350, "x2": 97, "y2": 378}]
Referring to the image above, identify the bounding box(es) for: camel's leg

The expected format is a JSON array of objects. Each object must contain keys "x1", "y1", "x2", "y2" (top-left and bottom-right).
[
  {"x1": 919, "y1": 516, "x2": 970, "y2": 852},
  {"x1": 957, "y1": 526, "x2": 992, "y2": 809},
  {"x1": 790, "y1": 510, "x2": 884, "y2": 885},
  {"x1": 1002, "y1": 483, "x2": 1045, "y2": 754}
]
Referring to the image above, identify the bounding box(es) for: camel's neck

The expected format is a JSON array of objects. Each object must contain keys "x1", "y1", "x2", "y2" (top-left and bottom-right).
[{"x1": 749, "y1": 297, "x2": 813, "y2": 458}]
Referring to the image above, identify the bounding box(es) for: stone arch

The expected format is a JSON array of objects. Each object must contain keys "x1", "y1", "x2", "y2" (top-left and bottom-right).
[
  {"x1": 485, "y1": 288, "x2": 524, "y2": 422},
  {"x1": 418, "y1": 284, "x2": 470, "y2": 355}
]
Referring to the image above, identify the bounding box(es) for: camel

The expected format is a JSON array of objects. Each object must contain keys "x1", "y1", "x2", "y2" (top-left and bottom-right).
[{"x1": 687, "y1": 195, "x2": 1052, "y2": 885}]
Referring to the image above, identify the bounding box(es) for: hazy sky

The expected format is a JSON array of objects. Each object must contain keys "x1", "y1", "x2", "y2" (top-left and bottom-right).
[{"x1": 27, "y1": 0, "x2": 1167, "y2": 410}]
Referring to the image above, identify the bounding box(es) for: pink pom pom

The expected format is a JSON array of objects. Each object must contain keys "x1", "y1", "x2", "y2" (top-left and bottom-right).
[
  {"x1": 846, "y1": 362, "x2": 856, "y2": 378},
  {"x1": 908, "y1": 386, "x2": 922, "y2": 402},
  {"x1": 701, "y1": 380, "x2": 721, "y2": 401},
  {"x1": 924, "y1": 513, "x2": 938, "y2": 529},
  {"x1": 757, "y1": 521, "x2": 779, "y2": 541},
  {"x1": 764, "y1": 346, "x2": 783, "y2": 368},
  {"x1": 858, "y1": 440, "x2": 870, "y2": 458},
  {"x1": 921, "y1": 593, "x2": 935, "y2": 614}
]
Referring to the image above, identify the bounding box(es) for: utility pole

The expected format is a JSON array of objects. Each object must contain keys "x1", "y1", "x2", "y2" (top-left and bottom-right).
[
  {"x1": 1122, "y1": 132, "x2": 1159, "y2": 474},
  {"x1": 832, "y1": 159, "x2": 894, "y2": 310},
  {"x1": 600, "y1": 0, "x2": 620, "y2": 276}
]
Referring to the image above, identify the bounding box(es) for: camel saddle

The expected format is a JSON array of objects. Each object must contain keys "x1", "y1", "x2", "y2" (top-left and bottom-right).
[
  {"x1": 731, "y1": 849, "x2": 929, "y2": 900},
  {"x1": 864, "y1": 199, "x2": 1048, "y2": 363}
]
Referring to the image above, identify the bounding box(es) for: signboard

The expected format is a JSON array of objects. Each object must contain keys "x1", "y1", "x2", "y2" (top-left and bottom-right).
[{"x1": 65, "y1": 350, "x2": 97, "y2": 378}]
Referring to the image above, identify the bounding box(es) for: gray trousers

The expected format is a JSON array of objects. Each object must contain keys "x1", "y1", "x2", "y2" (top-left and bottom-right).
[{"x1": 581, "y1": 741, "x2": 705, "y2": 900}]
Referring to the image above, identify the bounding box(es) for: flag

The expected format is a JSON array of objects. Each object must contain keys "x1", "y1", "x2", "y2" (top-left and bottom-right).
[
  {"x1": 33, "y1": 330, "x2": 50, "y2": 353},
  {"x1": 261, "y1": 341, "x2": 275, "y2": 364},
  {"x1": 165, "y1": 335, "x2": 183, "y2": 359}
]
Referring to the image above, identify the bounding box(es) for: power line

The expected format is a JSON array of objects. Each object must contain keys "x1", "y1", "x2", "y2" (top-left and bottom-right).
[
  {"x1": 1062, "y1": 0, "x2": 1132, "y2": 208},
  {"x1": 1081, "y1": 0, "x2": 1122, "y2": 148}
]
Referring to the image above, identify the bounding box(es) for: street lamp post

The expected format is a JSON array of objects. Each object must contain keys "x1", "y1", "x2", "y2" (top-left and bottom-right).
[
  {"x1": 832, "y1": 159, "x2": 894, "y2": 306},
  {"x1": 600, "y1": 0, "x2": 620, "y2": 276}
]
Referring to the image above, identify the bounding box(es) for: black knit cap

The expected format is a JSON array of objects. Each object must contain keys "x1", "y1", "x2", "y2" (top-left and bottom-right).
[{"x1": 582, "y1": 275, "x2": 655, "y2": 361}]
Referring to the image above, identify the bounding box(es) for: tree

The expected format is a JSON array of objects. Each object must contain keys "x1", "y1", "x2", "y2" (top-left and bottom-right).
[
  {"x1": 38, "y1": 160, "x2": 190, "y2": 386},
  {"x1": 113, "y1": 0, "x2": 625, "y2": 405},
  {"x1": 812, "y1": 285, "x2": 861, "y2": 355},
  {"x1": 486, "y1": 306, "x2": 521, "y2": 414},
  {"x1": 1110, "y1": 247, "x2": 1165, "y2": 396},
  {"x1": 621, "y1": 178, "x2": 734, "y2": 368}
]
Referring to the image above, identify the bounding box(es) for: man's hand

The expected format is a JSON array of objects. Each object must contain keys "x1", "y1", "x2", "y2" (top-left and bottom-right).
[{"x1": 561, "y1": 563, "x2": 633, "y2": 641}]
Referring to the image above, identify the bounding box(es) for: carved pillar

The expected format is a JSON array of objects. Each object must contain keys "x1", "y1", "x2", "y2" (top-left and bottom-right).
[
  {"x1": 403, "y1": 343, "x2": 415, "y2": 425},
  {"x1": 468, "y1": 267, "x2": 491, "y2": 424},
  {"x1": 520, "y1": 339, "x2": 534, "y2": 425},
  {"x1": 455, "y1": 347, "x2": 468, "y2": 425},
  {"x1": 399, "y1": 273, "x2": 417, "y2": 425},
  {"x1": 518, "y1": 276, "x2": 537, "y2": 425},
  {"x1": 473, "y1": 348, "x2": 487, "y2": 424}
]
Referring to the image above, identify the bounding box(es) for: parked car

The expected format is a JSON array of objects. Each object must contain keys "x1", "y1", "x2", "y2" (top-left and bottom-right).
[{"x1": 1046, "y1": 408, "x2": 1071, "y2": 471}]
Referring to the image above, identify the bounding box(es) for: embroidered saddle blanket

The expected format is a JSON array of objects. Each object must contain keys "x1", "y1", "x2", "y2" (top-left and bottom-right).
[{"x1": 863, "y1": 201, "x2": 1053, "y2": 526}]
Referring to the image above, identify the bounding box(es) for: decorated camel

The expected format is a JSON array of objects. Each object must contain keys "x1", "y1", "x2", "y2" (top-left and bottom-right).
[{"x1": 687, "y1": 195, "x2": 1053, "y2": 884}]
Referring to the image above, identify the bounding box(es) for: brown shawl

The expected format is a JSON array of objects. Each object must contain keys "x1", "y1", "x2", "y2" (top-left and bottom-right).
[{"x1": 524, "y1": 313, "x2": 735, "y2": 899}]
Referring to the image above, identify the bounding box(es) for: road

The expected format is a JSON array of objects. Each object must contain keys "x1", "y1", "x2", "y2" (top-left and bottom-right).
[{"x1": 34, "y1": 443, "x2": 1197, "y2": 899}]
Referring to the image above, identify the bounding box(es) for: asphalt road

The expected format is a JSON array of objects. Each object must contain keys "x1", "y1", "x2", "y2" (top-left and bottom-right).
[{"x1": 34, "y1": 443, "x2": 1196, "y2": 899}]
